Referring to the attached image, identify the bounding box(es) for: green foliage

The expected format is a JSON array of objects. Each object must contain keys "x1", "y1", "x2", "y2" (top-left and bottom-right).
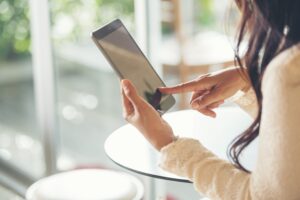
[
  {"x1": 0, "y1": 0, "x2": 216, "y2": 60},
  {"x1": 0, "y1": 0, "x2": 134, "y2": 60},
  {"x1": 197, "y1": 0, "x2": 216, "y2": 27},
  {"x1": 95, "y1": 0, "x2": 134, "y2": 19},
  {"x1": 0, "y1": 0, "x2": 31, "y2": 60},
  {"x1": 50, "y1": 0, "x2": 134, "y2": 43}
]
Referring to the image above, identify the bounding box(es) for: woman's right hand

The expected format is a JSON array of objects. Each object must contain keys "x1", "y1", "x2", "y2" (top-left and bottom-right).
[{"x1": 159, "y1": 67, "x2": 250, "y2": 118}]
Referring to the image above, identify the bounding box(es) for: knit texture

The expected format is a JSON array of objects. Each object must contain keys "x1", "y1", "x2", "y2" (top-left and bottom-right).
[{"x1": 160, "y1": 44, "x2": 300, "y2": 200}]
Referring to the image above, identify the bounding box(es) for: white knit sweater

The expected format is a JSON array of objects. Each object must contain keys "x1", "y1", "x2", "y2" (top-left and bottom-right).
[{"x1": 160, "y1": 44, "x2": 300, "y2": 200}]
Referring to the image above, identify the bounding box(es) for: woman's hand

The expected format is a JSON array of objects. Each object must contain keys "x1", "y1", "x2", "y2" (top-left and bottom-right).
[
  {"x1": 121, "y1": 79, "x2": 174, "y2": 151},
  {"x1": 160, "y1": 67, "x2": 250, "y2": 118}
]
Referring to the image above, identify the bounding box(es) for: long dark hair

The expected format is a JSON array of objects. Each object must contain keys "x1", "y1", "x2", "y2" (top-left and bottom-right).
[{"x1": 228, "y1": 0, "x2": 300, "y2": 172}]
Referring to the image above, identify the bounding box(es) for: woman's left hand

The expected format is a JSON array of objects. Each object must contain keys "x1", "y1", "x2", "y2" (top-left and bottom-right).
[{"x1": 121, "y1": 79, "x2": 175, "y2": 151}]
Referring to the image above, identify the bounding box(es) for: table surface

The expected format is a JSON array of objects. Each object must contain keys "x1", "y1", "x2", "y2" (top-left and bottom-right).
[{"x1": 104, "y1": 106, "x2": 257, "y2": 183}]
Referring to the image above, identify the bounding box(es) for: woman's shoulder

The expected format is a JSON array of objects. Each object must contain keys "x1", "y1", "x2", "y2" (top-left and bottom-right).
[{"x1": 263, "y1": 43, "x2": 300, "y2": 87}]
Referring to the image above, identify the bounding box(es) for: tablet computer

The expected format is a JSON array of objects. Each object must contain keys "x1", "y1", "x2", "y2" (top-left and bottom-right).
[{"x1": 91, "y1": 19, "x2": 175, "y2": 114}]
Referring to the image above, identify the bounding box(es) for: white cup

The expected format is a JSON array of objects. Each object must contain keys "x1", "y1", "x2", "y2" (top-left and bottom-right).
[{"x1": 26, "y1": 169, "x2": 144, "y2": 200}]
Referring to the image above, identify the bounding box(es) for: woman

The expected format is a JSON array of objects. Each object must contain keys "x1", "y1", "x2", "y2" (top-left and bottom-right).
[{"x1": 121, "y1": 0, "x2": 300, "y2": 199}]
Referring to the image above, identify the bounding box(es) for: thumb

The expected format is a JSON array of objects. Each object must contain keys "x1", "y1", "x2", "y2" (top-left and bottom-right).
[{"x1": 121, "y1": 79, "x2": 142, "y2": 106}]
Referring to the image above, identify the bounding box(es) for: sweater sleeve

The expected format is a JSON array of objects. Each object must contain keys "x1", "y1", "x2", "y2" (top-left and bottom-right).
[
  {"x1": 233, "y1": 89, "x2": 258, "y2": 119},
  {"x1": 160, "y1": 46, "x2": 300, "y2": 200}
]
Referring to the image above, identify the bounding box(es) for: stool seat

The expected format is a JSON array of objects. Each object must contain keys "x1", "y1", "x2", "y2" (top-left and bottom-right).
[{"x1": 26, "y1": 169, "x2": 144, "y2": 200}]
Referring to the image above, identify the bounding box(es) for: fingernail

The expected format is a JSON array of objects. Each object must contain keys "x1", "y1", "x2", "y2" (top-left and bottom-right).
[
  {"x1": 158, "y1": 87, "x2": 165, "y2": 92},
  {"x1": 122, "y1": 81, "x2": 129, "y2": 93}
]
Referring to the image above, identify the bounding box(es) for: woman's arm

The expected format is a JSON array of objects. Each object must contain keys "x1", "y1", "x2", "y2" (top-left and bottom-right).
[
  {"x1": 232, "y1": 88, "x2": 258, "y2": 118},
  {"x1": 160, "y1": 48, "x2": 300, "y2": 199},
  {"x1": 160, "y1": 138, "x2": 252, "y2": 199}
]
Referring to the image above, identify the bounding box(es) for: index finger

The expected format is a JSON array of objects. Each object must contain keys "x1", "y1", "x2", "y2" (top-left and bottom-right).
[{"x1": 159, "y1": 79, "x2": 209, "y2": 94}]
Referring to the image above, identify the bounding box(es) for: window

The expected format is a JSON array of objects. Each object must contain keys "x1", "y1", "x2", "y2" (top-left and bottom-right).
[
  {"x1": 50, "y1": 0, "x2": 135, "y2": 170},
  {"x1": 0, "y1": 0, "x2": 45, "y2": 178},
  {"x1": 0, "y1": 0, "x2": 240, "y2": 199},
  {"x1": 0, "y1": 0, "x2": 45, "y2": 198}
]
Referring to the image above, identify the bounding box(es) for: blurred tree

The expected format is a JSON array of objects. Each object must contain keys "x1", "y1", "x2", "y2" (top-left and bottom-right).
[
  {"x1": 0, "y1": 0, "x2": 219, "y2": 61},
  {"x1": 51, "y1": 0, "x2": 134, "y2": 43},
  {"x1": 0, "y1": 0, "x2": 31, "y2": 60},
  {"x1": 0, "y1": 0, "x2": 134, "y2": 60},
  {"x1": 196, "y1": 0, "x2": 216, "y2": 28}
]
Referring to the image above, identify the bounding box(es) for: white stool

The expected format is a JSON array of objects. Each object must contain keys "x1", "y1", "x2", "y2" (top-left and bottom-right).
[{"x1": 26, "y1": 169, "x2": 144, "y2": 200}]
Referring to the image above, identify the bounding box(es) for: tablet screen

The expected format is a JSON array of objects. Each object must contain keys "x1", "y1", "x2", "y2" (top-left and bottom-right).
[{"x1": 93, "y1": 20, "x2": 175, "y2": 113}]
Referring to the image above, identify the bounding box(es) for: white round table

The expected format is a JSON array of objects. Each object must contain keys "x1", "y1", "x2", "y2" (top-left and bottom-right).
[{"x1": 105, "y1": 107, "x2": 257, "y2": 183}]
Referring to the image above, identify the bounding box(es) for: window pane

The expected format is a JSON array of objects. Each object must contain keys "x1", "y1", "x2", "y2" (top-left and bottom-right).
[
  {"x1": 50, "y1": 0, "x2": 135, "y2": 169},
  {"x1": 0, "y1": 186, "x2": 24, "y2": 200},
  {"x1": 0, "y1": 0, "x2": 44, "y2": 177}
]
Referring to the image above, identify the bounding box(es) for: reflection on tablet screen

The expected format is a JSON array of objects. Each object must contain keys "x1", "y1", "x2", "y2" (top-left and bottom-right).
[{"x1": 145, "y1": 89, "x2": 162, "y2": 111}]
